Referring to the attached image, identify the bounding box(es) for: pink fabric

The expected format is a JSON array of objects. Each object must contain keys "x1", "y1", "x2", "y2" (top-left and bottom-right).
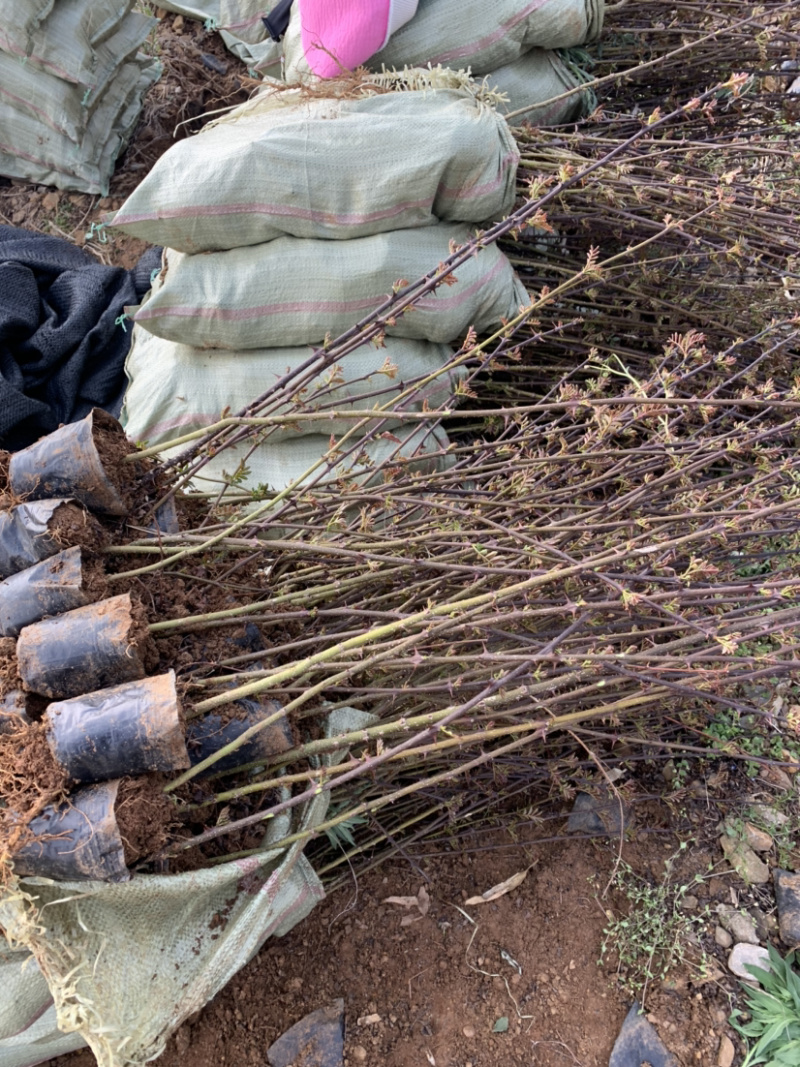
[{"x1": 299, "y1": 0, "x2": 392, "y2": 78}]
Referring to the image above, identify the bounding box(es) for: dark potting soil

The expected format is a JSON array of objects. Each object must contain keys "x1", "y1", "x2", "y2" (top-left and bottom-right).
[
  {"x1": 50, "y1": 502, "x2": 108, "y2": 555},
  {"x1": 115, "y1": 774, "x2": 183, "y2": 866},
  {"x1": 0, "y1": 637, "x2": 20, "y2": 699},
  {"x1": 129, "y1": 594, "x2": 160, "y2": 674},
  {"x1": 80, "y1": 555, "x2": 110, "y2": 602},
  {"x1": 92, "y1": 413, "x2": 142, "y2": 512}
]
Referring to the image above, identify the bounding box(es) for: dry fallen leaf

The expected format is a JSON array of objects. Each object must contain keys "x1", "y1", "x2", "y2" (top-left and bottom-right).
[
  {"x1": 384, "y1": 885, "x2": 430, "y2": 922},
  {"x1": 464, "y1": 866, "x2": 532, "y2": 906}
]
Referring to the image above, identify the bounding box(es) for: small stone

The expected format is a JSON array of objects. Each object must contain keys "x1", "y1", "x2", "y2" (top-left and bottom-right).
[
  {"x1": 42, "y1": 191, "x2": 60, "y2": 212},
  {"x1": 462, "y1": 1026, "x2": 475, "y2": 1039},
  {"x1": 774, "y1": 869, "x2": 800, "y2": 945},
  {"x1": 714, "y1": 926, "x2": 733, "y2": 949},
  {"x1": 742, "y1": 822, "x2": 774, "y2": 853},
  {"x1": 267, "y1": 1000, "x2": 344, "y2": 1067},
  {"x1": 728, "y1": 943, "x2": 771, "y2": 980},
  {"x1": 680, "y1": 895, "x2": 699, "y2": 911},
  {"x1": 609, "y1": 1003, "x2": 678, "y2": 1067},
  {"x1": 720, "y1": 835, "x2": 770, "y2": 885},
  {"x1": 357, "y1": 1014, "x2": 381, "y2": 1027},
  {"x1": 173, "y1": 14, "x2": 184, "y2": 30},
  {"x1": 567, "y1": 790, "x2": 633, "y2": 835},
  {"x1": 351, "y1": 1046, "x2": 367, "y2": 1063},
  {"x1": 759, "y1": 765, "x2": 793, "y2": 791},
  {"x1": 717, "y1": 906, "x2": 760, "y2": 946},
  {"x1": 716, "y1": 1034, "x2": 734, "y2": 1067}
]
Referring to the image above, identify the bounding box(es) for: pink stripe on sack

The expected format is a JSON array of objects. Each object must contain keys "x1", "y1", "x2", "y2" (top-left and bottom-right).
[
  {"x1": 0, "y1": 28, "x2": 87, "y2": 84},
  {"x1": 135, "y1": 256, "x2": 508, "y2": 325},
  {"x1": 114, "y1": 197, "x2": 433, "y2": 228},
  {"x1": 0, "y1": 84, "x2": 70, "y2": 137},
  {"x1": 426, "y1": 0, "x2": 554, "y2": 65},
  {"x1": 147, "y1": 413, "x2": 217, "y2": 437},
  {"x1": 415, "y1": 256, "x2": 508, "y2": 311},
  {"x1": 136, "y1": 295, "x2": 384, "y2": 323}
]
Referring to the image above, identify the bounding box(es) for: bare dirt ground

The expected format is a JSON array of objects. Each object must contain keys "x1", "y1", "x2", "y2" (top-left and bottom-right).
[{"x1": 52, "y1": 761, "x2": 797, "y2": 1067}]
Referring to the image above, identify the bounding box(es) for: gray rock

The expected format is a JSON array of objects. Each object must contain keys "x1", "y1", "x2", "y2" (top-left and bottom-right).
[
  {"x1": 567, "y1": 791, "x2": 633, "y2": 836},
  {"x1": 679, "y1": 895, "x2": 699, "y2": 911},
  {"x1": 717, "y1": 905, "x2": 760, "y2": 946},
  {"x1": 267, "y1": 1000, "x2": 345, "y2": 1067},
  {"x1": 720, "y1": 835, "x2": 770, "y2": 885},
  {"x1": 748, "y1": 803, "x2": 789, "y2": 830},
  {"x1": 714, "y1": 926, "x2": 733, "y2": 949},
  {"x1": 609, "y1": 1003, "x2": 678, "y2": 1067},
  {"x1": 728, "y1": 943, "x2": 771, "y2": 980},
  {"x1": 774, "y1": 869, "x2": 800, "y2": 946}
]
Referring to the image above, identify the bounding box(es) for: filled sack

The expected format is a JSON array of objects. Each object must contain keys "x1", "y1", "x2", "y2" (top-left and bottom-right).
[
  {"x1": 0, "y1": 13, "x2": 155, "y2": 142},
  {"x1": 132, "y1": 223, "x2": 529, "y2": 350},
  {"x1": 121, "y1": 327, "x2": 463, "y2": 447},
  {"x1": 487, "y1": 48, "x2": 594, "y2": 124},
  {"x1": 176, "y1": 423, "x2": 453, "y2": 497},
  {"x1": 110, "y1": 83, "x2": 519, "y2": 252},
  {"x1": 0, "y1": 58, "x2": 161, "y2": 194},
  {"x1": 0, "y1": 0, "x2": 138, "y2": 84},
  {"x1": 364, "y1": 0, "x2": 605, "y2": 77}
]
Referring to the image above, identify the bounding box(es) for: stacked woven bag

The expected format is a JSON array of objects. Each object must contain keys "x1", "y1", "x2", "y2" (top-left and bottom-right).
[
  {"x1": 0, "y1": 0, "x2": 161, "y2": 193},
  {"x1": 281, "y1": 0, "x2": 603, "y2": 124},
  {"x1": 112, "y1": 74, "x2": 528, "y2": 496}
]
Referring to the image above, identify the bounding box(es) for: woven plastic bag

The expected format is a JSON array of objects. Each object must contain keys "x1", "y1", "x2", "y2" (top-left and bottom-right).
[
  {"x1": 0, "y1": 708, "x2": 374, "y2": 1067},
  {"x1": 0, "y1": 57, "x2": 160, "y2": 194},
  {"x1": 0, "y1": 0, "x2": 55, "y2": 62},
  {"x1": 121, "y1": 326, "x2": 462, "y2": 448},
  {"x1": 363, "y1": 0, "x2": 605, "y2": 76},
  {"x1": 174, "y1": 422, "x2": 453, "y2": 499},
  {"x1": 110, "y1": 81, "x2": 519, "y2": 252},
  {"x1": 0, "y1": 0, "x2": 140, "y2": 88},
  {"x1": 0, "y1": 14, "x2": 155, "y2": 143},
  {"x1": 488, "y1": 48, "x2": 594, "y2": 123},
  {"x1": 132, "y1": 224, "x2": 528, "y2": 350},
  {"x1": 0, "y1": 941, "x2": 88, "y2": 1067}
]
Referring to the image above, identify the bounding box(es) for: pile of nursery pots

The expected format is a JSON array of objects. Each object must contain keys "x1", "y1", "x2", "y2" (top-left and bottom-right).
[{"x1": 0, "y1": 409, "x2": 291, "y2": 882}]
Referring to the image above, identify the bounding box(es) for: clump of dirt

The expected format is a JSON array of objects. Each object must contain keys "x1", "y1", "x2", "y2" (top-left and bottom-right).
[
  {"x1": 92, "y1": 410, "x2": 147, "y2": 512},
  {"x1": 0, "y1": 453, "x2": 8, "y2": 491},
  {"x1": 0, "y1": 718, "x2": 67, "y2": 872},
  {"x1": 50, "y1": 502, "x2": 108, "y2": 554},
  {"x1": 129, "y1": 594, "x2": 160, "y2": 674},
  {"x1": 80, "y1": 555, "x2": 110, "y2": 602},
  {"x1": 115, "y1": 774, "x2": 183, "y2": 866},
  {"x1": 0, "y1": 638, "x2": 21, "y2": 699}
]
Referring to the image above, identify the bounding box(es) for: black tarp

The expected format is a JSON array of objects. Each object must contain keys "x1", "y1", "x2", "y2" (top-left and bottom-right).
[{"x1": 0, "y1": 225, "x2": 160, "y2": 450}]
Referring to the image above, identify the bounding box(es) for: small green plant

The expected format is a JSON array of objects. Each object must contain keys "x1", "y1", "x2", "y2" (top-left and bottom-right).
[
  {"x1": 730, "y1": 945, "x2": 800, "y2": 1066},
  {"x1": 598, "y1": 843, "x2": 708, "y2": 1006}
]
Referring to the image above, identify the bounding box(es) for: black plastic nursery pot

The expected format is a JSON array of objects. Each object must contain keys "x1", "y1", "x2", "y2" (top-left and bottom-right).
[
  {"x1": 0, "y1": 498, "x2": 104, "y2": 579},
  {"x1": 16, "y1": 592, "x2": 149, "y2": 699},
  {"x1": 11, "y1": 779, "x2": 129, "y2": 882},
  {"x1": 0, "y1": 546, "x2": 108, "y2": 638},
  {"x1": 8, "y1": 409, "x2": 131, "y2": 517},
  {"x1": 45, "y1": 671, "x2": 189, "y2": 784},
  {"x1": 187, "y1": 698, "x2": 293, "y2": 776}
]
